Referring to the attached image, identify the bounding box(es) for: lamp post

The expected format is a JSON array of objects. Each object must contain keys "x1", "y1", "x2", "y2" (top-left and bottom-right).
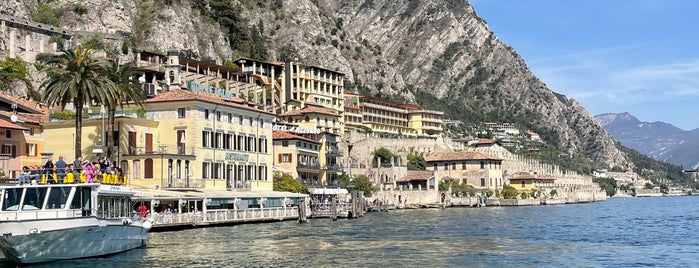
[{"x1": 347, "y1": 141, "x2": 354, "y2": 178}]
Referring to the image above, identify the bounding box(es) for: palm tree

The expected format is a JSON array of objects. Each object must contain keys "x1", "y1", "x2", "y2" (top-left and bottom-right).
[
  {"x1": 39, "y1": 47, "x2": 117, "y2": 159},
  {"x1": 102, "y1": 60, "x2": 146, "y2": 159}
]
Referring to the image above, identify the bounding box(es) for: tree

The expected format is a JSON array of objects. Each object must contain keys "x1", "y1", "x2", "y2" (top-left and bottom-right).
[
  {"x1": 273, "y1": 172, "x2": 306, "y2": 193},
  {"x1": 593, "y1": 177, "x2": 617, "y2": 197},
  {"x1": 39, "y1": 47, "x2": 117, "y2": 159},
  {"x1": 407, "y1": 153, "x2": 426, "y2": 170},
  {"x1": 0, "y1": 58, "x2": 40, "y2": 100},
  {"x1": 347, "y1": 174, "x2": 376, "y2": 197},
  {"x1": 102, "y1": 60, "x2": 147, "y2": 159},
  {"x1": 501, "y1": 184, "x2": 519, "y2": 199},
  {"x1": 373, "y1": 147, "x2": 395, "y2": 166}
]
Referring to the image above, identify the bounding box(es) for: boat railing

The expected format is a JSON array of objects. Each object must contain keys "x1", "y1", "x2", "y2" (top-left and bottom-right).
[
  {"x1": 0, "y1": 208, "x2": 87, "y2": 221},
  {"x1": 31, "y1": 171, "x2": 128, "y2": 186}
]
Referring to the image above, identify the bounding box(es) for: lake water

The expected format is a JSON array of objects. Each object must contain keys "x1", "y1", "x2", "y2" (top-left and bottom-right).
[{"x1": 8, "y1": 196, "x2": 699, "y2": 267}]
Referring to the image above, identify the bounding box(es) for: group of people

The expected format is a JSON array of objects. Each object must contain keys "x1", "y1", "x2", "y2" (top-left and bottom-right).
[{"x1": 18, "y1": 155, "x2": 123, "y2": 185}]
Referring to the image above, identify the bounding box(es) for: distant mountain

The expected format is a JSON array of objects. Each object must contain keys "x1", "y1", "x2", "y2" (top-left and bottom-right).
[{"x1": 595, "y1": 112, "x2": 699, "y2": 169}]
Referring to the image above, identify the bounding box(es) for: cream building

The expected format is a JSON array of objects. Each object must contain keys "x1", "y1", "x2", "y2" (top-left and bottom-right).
[
  {"x1": 344, "y1": 93, "x2": 443, "y2": 137},
  {"x1": 272, "y1": 131, "x2": 322, "y2": 186},
  {"x1": 425, "y1": 151, "x2": 503, "y2": 190}
]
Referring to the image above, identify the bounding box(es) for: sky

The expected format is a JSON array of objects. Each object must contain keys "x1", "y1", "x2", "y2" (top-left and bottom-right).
[{"x1": 470, "y1": 0, "x2": 699, "y2": 130}]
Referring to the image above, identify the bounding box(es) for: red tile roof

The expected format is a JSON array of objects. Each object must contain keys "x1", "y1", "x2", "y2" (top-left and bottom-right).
[
  {"x1": 145, "y1": 89, "x2": 273, "y2": 115},
  {"x1": 279, "y1": 105, "x2": 338, "y2": 117},
  {"x1": 477, "y1": 138, "x2": 497, "y2": 144},
  {"x1": 396, "y1": 171, "x2": 434, "y2": 182},
  {"x1": 272, "y1": 131, "x2": 319, "y2": 144},
  {"x1": 0, "y1": 93, "x2": 49, "y2": 114},
  {"x1": 0, "y1": 118, "x2": 29, "y2": 130},
  {"x1": 424, "y1": 151, "x2": 501, "y2": 162}
]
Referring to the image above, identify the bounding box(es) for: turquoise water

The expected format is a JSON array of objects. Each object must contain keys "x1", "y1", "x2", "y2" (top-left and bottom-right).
[{"x1": 9, "y1": 196, "x2": 699, "y2": 267}]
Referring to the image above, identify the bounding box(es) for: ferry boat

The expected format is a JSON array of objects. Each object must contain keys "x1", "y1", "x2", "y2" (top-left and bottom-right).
[{"x1": 0, "y1": 183, "x2": 152, "y2": 264}]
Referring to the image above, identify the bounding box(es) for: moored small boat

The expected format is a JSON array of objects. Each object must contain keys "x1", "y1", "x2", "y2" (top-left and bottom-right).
[{"x1": 0, "y1": 183, "x2": 152, "y2": 264}]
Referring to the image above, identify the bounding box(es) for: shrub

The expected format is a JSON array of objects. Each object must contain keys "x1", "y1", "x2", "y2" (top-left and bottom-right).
[{"x1": 73, "y1": 3, "x2": 88, "y2": 15}]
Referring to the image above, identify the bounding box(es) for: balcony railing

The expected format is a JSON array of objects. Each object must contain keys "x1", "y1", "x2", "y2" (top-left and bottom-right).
[
  {"x1": 164, "y1": 178, "x2": 206, "y2": 189},
  {"x1": 126, "y1": 145, "x2": 197, "y2": 156},
  {"x1": 297, "y1": 162, "x2": 321, "y2": 170},
  {"x1": 326, "y1": 148, "x2": 343, "y2": 157}
]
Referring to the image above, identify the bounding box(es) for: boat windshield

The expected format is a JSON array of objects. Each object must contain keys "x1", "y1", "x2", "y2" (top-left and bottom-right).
[{"x1": 2, "y1": 188, "x2": 23, "y2": 211}]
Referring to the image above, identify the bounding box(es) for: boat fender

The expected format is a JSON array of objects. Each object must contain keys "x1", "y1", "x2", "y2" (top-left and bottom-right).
[
  {"x1": 122, "y1": 219, "x2": 133, "y2": 225},
  {"x1": 142, "y1": 220, "x2": 152, "y2": 230}
]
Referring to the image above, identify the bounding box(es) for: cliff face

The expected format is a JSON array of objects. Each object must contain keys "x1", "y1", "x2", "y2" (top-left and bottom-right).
[{"x1": 0, "y1": 0, "x2": 633, "y2": 170}]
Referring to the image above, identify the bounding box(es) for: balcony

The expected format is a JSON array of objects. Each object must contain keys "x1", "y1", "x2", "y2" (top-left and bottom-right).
[
  {"x1": 324, "y1": 164, "x2": 343, "y2": 171},
  {"x1": 297, "y1": 162, "x2": 322, "y2": 170},
  {"x1": 164, "y1": 178, "x2": 206, "y2": 189},
  {"x1": 326, "y1": 148, "x2": 343, "y2": 157},
  {"x1": 126, "y1": 145, "x2": 197, "y2": 156}
]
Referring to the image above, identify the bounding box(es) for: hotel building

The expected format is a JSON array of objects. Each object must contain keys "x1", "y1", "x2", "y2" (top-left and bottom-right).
[{"x1": 343, "y1": 93, "x2": 443, "y2": 137}]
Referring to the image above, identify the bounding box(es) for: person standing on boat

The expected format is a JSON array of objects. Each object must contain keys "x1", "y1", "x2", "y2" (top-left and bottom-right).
[
  {"x1": 55, "y1": 155, "x2": 67, "y2": 184},
  {"x1": 44, "y1": 158, "x2": 55, "y2": 184},
  {"x1": 138, "y1": 203, "x2": 148, "y2": 218},
  {"x1": 73, "y1": 156, "x2": 83, "y2": 183}
]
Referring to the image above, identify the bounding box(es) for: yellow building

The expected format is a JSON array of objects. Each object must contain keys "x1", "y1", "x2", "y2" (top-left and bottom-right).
[
  {"x1": 344, "y1": 93, "x2": 443, "y2": 137},
  {"x1": 425, "y1": 151, "x2": 503, "y2": 190},
  {"x1": 237, "y1": 58, "x2": 346, "y2": 137},
  {"x1": 272, "y1": 131, "x2": 322, "y2": 186},
  {"x1": 508, "y1": 172, "x2": 555, "y2": 192},
  {"x1": 0, "y1": 93, "x2": 49, "y2": 178}
]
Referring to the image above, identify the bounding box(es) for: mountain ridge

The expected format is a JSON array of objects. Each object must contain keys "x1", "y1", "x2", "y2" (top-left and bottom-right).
[{"x1": 6, "y1": 0, "x2": 684, "y2": 178}]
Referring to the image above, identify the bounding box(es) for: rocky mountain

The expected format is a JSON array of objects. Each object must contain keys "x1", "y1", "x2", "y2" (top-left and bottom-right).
[
  {"x1": 596, "y1": 112, "x2": 699, "y2": 169},
  {"x1": 2, "y1": 0, "x2": 634, "y2": 171}
]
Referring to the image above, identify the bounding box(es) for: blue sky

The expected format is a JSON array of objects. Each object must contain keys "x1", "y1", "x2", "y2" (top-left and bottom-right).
[{"x1": 470, "y1": 0, "x2": 699, "y2": 130}]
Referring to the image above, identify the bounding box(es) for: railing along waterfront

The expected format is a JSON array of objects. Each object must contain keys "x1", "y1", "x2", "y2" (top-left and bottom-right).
[{"x1": 149, "y1": 206, "x2": 300, "y2": 228}]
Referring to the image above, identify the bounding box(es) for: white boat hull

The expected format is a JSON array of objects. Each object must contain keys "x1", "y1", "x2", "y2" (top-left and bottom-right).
[{"x1": 0, "y1": 217, "x2": 149, "y2": 264}]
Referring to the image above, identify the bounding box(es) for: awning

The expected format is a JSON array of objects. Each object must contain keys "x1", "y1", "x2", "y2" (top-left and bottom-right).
[{"x1": 308, "y1": 188, "x2": 349, "y2": 195}]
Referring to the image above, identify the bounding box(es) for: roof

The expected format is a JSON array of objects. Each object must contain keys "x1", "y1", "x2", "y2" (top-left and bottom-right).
[
  {"x1": 279, "y1": 105, "x2": 338, "y2": 117},
  {"x1": 272, "y1": 131, "x2": 319, "y2": 144},
  {"x1": 425, "y1": 151, "x2": 501, "y2": 162},
  {"x1": 0, "y1": 92, "x2": 49, "y2": 114},
  {"x1": 0, "y1": 118, "x2": 29, "y2": 130},
  {"x1": 145, "y1": 89, "x2": 274, "y2": 115},
  {"x1": 0, "y1": 111, "x2": 49, "y2": 124},
  {"x1": 509, "y1": 172, "x2": 555, "y2": 181},
  {"x1": 396, "y1": 171, "x2": 434, "y2": 182}
]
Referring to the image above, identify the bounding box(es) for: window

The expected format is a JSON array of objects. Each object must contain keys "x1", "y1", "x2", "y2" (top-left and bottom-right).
[
  {"x1": 4, "y1": 130, "x2": 10, "y2": 138},
  {"x1": 144, "y1": 159, "x2": 153, "y2": 179},
  {"x1": 2, "y1": 145, "x2": 17, "y2": 157},
  {"x1": 133, "y1": 160, "x2": 141, "y2": 179},
  {"x1": 228, "y1": 113, "x2": 232, "y2": 123},
  {"x1": 521, "y1": 181, "x2": 525, "y2": 188},
  {"x1": 214, "y1": 163, "x2": 223, "y2": 179},
  {"x1": 247, "y1": 136, "x2": 255, "y2": 152},
  {"x1": 215, "y1": 132, "x2": 223, "y2": 149},
  {"x1": 217, "y1": 111, "x2": 222, "y2": 121},
  {"x1": 237, "y1": 135, "x2": 244, "y2": 150},
  {"x1": 259, "y1": 165, "x2": 267, "y2": 181},
  {"x1": 481, "y1": 178, "x2": 486, "y2": 187},
  {"x1": 452, "y1": 162, "x2": 456, "y2": 170},
  {"x1": 259, "y1": 137, "x2": 267, "y2": 153},
  {"x1": 249, "y1": 116, "x2": 253, "y2": 126},
  {"x1": 205, "y1": 109, "x2": 210, "y2": 120},
  {"x1": 202, "y1": 131, "x2": 211, "y2": 148},
  {"x1": 434, "y1": 164, "x2": 438, "y2": 171},
  {"x1": 202, "y1": 162, "x2": 212, "y2": 179},
  {"x1": 282, "y1": 141, "x2": 289, "y2": 147},
  {"x1": 444, "y1": 163, "x2": 449, "y2": 170},
  {"x1": 480, "y1": 161, "x2": 485, "y2": 169},
  {"x1": 279, "y1": 154, "x2": 292, "y2": 163},
  {"x1": 238, "y1": 115, "x2": 243, "y2": 124},
  {"x1": 462, "y1": 162, "x2": 466, "y2": 169},
  {"x1": 26, "y1": 144, "x2": 37, "y2": 156},
  {"x1": 259, "y1": 118, "x2": 264, "y2": 128},
  {"x1": 178, "y1": 108, "x2": 186, "y2": 118}
]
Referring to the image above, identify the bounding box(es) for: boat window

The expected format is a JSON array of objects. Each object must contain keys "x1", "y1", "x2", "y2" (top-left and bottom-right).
[
  {"x1": 70, "y1": 187, "x2": 93, "y2": 216},
  {"x1": 45, "y1": 187, "x2": 72, "y2": 209},
  {"x1": 22, "y1": 187, "x2": 47, "y2": 210},
  {"x1": 97, "y1": 196, "x2": 131, "y2": 218},
  {"x1": 2, "y1": 188, "x2": 23, "y2": 211}
]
